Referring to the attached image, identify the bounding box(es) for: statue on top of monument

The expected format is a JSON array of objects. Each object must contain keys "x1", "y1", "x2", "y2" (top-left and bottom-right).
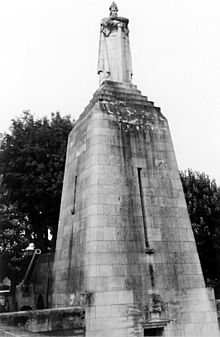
[
  {"x1": 100, "y1": 2, "x2": 129, "y2": 37},
  {"x1": 97, "y1": 2, "x2": 133, "y2": 85}
]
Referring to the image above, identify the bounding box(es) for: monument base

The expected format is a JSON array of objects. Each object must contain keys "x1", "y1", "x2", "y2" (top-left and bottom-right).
[{"x1": 52, "y1": 81, "x2": 220, "y2": 336}]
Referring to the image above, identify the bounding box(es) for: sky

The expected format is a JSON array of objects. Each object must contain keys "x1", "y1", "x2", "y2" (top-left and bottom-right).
[{"x1": 0, "y1": 0, "x2": 220, "y2": 184}]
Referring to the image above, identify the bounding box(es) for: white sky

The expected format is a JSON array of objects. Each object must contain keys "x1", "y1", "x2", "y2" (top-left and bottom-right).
[{"x1": 0, "y1": 0, "x2": 220, "y2": 184}]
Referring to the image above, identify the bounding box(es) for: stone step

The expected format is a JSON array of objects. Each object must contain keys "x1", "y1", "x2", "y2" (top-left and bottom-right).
[
  {"x1": 101, "y1": 80, "x2": 138, "y2": 91},
  {"x1": 98, "y1": 92, "x2": 147, "y2": 101},
  {"x1": 99, "y1": 89, "x2": 145, "y2": 100},
  {"x1": 101, "y1": 85, "x2": 142, "y2": 96},
  {"x1": 98, "y1": 94, "x2": 153, "y2": 107},
  {"x1": 79, "y1": 83, "x2": 160, "y2": 122}
]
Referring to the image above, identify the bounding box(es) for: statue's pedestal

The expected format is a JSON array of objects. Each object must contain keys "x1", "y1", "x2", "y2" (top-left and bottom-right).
[{"x1": 52, "y1": 81, "x2": 220, "y2": 337}]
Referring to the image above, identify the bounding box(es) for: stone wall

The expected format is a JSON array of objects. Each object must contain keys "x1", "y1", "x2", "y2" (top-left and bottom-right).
[{"x1": 0, "y1": 307, "x2": 85, "y2": 334}]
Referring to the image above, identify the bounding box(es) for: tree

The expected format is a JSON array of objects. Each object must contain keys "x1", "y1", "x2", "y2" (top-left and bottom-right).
[
  {"x1": 0, "y1": 111, "x2": 74, "y2": 253},
  {"x1": 0, "y1": 182, "x2": 31, "y2": 285},
  {"x1": 180, "y1": 169, "x2": 220, "y2": 286}
]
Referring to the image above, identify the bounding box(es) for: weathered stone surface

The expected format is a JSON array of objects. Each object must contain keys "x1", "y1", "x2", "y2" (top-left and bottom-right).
[
  {"x1": 0, "y1": 308, "x2": 85, "y2": 335},
  {"x1": 52, "y1": 81, "x2": 220, "y2": 336}
]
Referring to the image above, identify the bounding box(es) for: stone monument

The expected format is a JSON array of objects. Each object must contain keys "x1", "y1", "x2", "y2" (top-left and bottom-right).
[{"x1": 52, "y1": 3, "x2": 220, "y2": 337}]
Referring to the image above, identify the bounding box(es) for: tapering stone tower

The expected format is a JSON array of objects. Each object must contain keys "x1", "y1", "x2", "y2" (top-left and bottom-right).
[{"x1": 52, "y1": 3, "x2": 219, "y2": 337}]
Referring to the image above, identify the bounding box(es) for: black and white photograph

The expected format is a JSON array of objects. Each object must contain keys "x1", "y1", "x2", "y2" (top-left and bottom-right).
[{"x1": 0, "y1": 1, "x2": 220, "y2": 336}]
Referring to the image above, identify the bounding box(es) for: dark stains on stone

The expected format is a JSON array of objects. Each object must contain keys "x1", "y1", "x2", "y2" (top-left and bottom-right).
[
  {"x1": 76, "y1": 81, "x2": 166, "y2": 127},
  {"x1": 66, "y1": 230, "x2": 74, "y2": 294}
]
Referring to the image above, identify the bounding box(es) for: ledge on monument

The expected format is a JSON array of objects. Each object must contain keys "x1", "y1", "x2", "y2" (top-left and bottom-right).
[
  {"x1": 100, "y1": 83, "x2": 143, "y2": 98},
  {"x1": 142, "y1": 317, "x2": 171, "y2": 330},
  {"x1": 100, "y1": 80, "x2": 138, "y2": 91},
  {"x1": 0, "y1": 307, "x2": 85, "y2": 334}
]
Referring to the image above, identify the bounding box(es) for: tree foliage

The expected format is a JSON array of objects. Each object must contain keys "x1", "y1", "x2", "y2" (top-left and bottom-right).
[
  {"x1": 0, "y1": 111, "x2": 74, "y2": 254},
  {"x1": 180, "y1": 169, "x2": 220, "y2": 286},
  {"x1": 0, "y1": 183, "x2": 31, "y2": 284}
]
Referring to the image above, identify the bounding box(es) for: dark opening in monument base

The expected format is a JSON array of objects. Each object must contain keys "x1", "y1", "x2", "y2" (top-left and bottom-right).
[{"x1": 144, "y1": 327, "x2": 164, "y2": 336}]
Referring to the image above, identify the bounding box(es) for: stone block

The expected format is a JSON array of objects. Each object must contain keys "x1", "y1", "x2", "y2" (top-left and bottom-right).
[
  {"x1": 99, "y1": 265, "x2": 113, "y2": 277},
  {"x1": 95, "y1": 305, "x2": 112, "y2": 318}
]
